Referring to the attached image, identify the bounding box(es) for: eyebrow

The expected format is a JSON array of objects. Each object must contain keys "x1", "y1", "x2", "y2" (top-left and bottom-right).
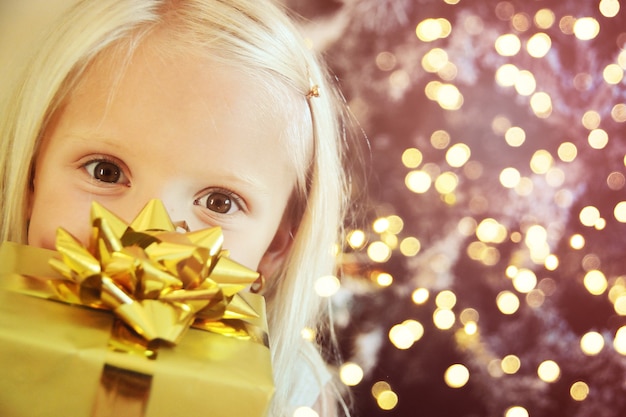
[{"x1": 63, "y1": 133, "x2": 270, "y2": 193}]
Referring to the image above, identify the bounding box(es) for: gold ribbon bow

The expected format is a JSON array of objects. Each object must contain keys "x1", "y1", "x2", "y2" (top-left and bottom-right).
[{"x1": 42, "y1": 199, "x2": 261, "y2": 345}]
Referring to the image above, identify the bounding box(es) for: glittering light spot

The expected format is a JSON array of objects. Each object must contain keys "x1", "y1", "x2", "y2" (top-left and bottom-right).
[
  {"x1": 436, "y1": 83, "x2": 464, "y2": 110},
  {"x1": 389, "y1": 69, "x2": 410, "y2": 91},
  {"x1": 371, "y1": 381, "x2": 391, "y2": 398},
  {"x1": 402, "y1": 148, "x2": 423, "y2": 168},
  {"x1": 400, "y1": 237, "x2": 421, "y2": 256},
  {"x1": 367, "y1": 241, "x2": 392, "y2": 263},
  {"x1": 376, "y1": 390, "x2": 398, "y2": 410},
  {"x1": 347, "y1": 229, "x2": 366, "y2": 249},
  {"x1": 546, "y1": 167, "x2": 565, "y2": 187},
  {"x1": 293, "y1": 406, "x2": 319, "y2": 417},
  {"x1": 603, "y1": 63, "x2": 624, "y2": 84},
  {"x1": 416, "y1": 18, "x2": 451, "y2": 42},
  {"x1": 314, "y1": 275, "x2": 341, "y2": 297},
  {"x1": 422, "y1": 48, "x2": 449, "y2": 73},
  {"x1": 614, "y1": 298, "x2": 626, "y2": 316},
  {"x1": 615, "y1": 326, "x2": 626, "y2": 354},
  {"x1": 431, "y1": 129, "x2": 451, "y2": 149},
  {"x1": 444, "y1": 364, "x2": 470, "y2": 388},
  {"x1": 570, "y1": 234, "x2": 585, "y2": 249},
  {"x1": 446, "y1": 143, "x2": 471, "y2": 167},
  {"x1": 495, "y1": 63, "x2": 519, "y2": 87},
  {"x1": 582, "y1": 110, "x2": 601, "y2": 129},
  {"x1": 505, "y1": 406, "x2": 529, "y2": 417},
  {"x1": 495, "y1": 33, "x2": 521, "y2": 56},
  {"x1": 557, "y1": 142, "x2": 577, "y2": 162},
  {"x1": 339, "y1": 362, "x2": 364, "y2": 386},
  {"x1": 580, "y1": 206, "x2": 601, "y2": 227},
  {"x1": 573, "y1": 72, "x2": 593, "y2": 91},
  {"x1": 435, "y1": 171, "x2": 459, "y2": 194},
  {"x1": 526, "y1": 289, "x2": 545, "y2": 308},
  {"x1": 457, "y1": 217, "x2": 477, "y2": 237},
  {"x1": 582, "y1": 254, "x2": 601, "y2": 271},
  {"x1": 436, "y1": 290, "x2": 457, "y2": 309},
  {"x1": 513, "y1": 268, "x2": 537, "y2": 293},
  {"x1": 487, "y1": 359, "x2": 504, "y2": 378},
  {"x1": 525, "y1": 224, "x2": 547, "y2": 247},
  {"x1": 584, "y1": 270, "x2": 608, "y2": 295},
  {"x1": 599, "y1": 0, "x2": 620, "y2": 18},
  {"x1": 514, "y1": 70, "x2": 536, "y2": 96},
  {"x1": 412, "y1": 288, "x2": 429, "y2": 304},
  {"x1": 588, "y1": 128, "x2": 609, "y2": 149},
  {"x1": 460, "y1": 309, "x2": 479, "y2": 326},
  {"x1": 375, "y1": 51, "x2": 396, "y2": 71},
  {"x1": 611, "y1": 103, "x2": 626, "y2": 122},
  {"x1": 374, "y1": 271, "x2": 393, "y2": 287},
  {"x1": 386, "y1": 215, "x2": 404, "y2": 234},
  {"x1": 530, "y1": 150, "x2": 553, "y2": 174},
  {"x1": 301, "y1": 327, "x2": 316, "y2": 341},
  {"x1": 545, "y1": 254, "x2": 559, "y2": 271},
  {"x1": 389, "y1": 323, "x2": 415, "y2": 349},
  {"x1": 500, "y1": 167, "x2": 521, "y2": 188},
  {"x1": 403, "y1": 319, "x2": 425, "y2": 342},
  {"x1": 504, "y1": 126, "x2": 526, "y2": 147},
  {"x1": 495, "y1": 2, "x2": 515, "y2": 21},
  {"x1": 527, "y1": 32, "x2": 551, "y2": 58},
  {"x1": 573, "y1": 17, "x2": 600, "y2": 40},
  {"x1": 476, "y1": 218, "x2": 508, "y2": 244},
  {"x1": 570, "y1": 381, "x2": 590, "y2": 401},
  {"x1": 492, "y1": 114, "x2": 512, "y2": 134},
  {"x1": 501, "y1": 354, "x2": 521, "y2": 374},
  {"x1": 512, "y1": 12, "x2": 531, "y2": 32},
  {"x1": 537, "y1": 360, "x2": 560, "y2": 382},
  {"x1": 464, "y1": 321, "x2": 478, "y2": 334},
  {"x1": 581, "y1": 331, "x2": 605, "y2": 355},
  {"x1": 373, "y1": 217, "x2": 390, "y2": 233},
  {"x1": 497, "y1": 291, "x2": 520, "y2": 314},
  {"x1": 534, "y1": 8, "x2": 555, "y2": 29},
  {"x1": 559, "y1": 15, "x2": 576, "y2": 35},
  {"x1": 530, "y1": 91, "x2": 552, "y2": 117},
  {"x1": 614, "y1": 202, "x2": 626, "y2": 222},
  {"x1": 505, "y1": 265, "x2": 518, "y2": 278},
  {"x1": 405, "y1": 170, "x2": 432, "y2": 194},
  {"x1": 555, "y1": 189, "x2": 574, "y2": 208},
  {"x1": 433, "y1": 308, "x2": 456, "y2": 330}
]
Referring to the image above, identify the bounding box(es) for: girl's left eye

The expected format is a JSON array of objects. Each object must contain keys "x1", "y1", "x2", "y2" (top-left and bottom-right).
[{"x1": 194, "y1": 190, "x2": 243, "y2": 215}]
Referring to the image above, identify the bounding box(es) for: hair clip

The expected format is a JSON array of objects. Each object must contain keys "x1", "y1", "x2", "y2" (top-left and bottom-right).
[{"x1": 306, "y1": 84, "x2": 320, "y2": 99}]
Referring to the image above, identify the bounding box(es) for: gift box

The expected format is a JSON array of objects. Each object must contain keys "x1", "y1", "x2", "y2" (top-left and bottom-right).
[{"x1": 0, "y1": 200, "x2": 275, "y2": 417}]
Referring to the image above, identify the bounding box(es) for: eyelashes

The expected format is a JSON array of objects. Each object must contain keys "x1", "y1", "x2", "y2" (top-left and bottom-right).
[
  {"x1": 194, "y1": 188, "x2": 245, "y2": 214},
  {"x1": 80, "y1": 156, "x2": 246, "y2": 215},
  {"x1": 83, "y1": 158, "x2": 129, "y2": 185}
]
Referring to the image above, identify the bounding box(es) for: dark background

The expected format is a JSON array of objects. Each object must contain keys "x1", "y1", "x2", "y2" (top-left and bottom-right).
[{"x1": 284, "y1": 1, "x2": 626, "y2": 416}]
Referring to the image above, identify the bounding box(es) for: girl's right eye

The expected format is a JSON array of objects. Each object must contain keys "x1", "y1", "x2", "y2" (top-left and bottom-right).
[{"x1": 83, "y1": 160, "x2": 128, "y2": 184}]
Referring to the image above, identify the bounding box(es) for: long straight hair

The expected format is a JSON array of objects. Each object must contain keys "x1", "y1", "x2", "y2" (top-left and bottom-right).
[{"x1": 0, "y1": 0, "x2": 350, "y2": 415}]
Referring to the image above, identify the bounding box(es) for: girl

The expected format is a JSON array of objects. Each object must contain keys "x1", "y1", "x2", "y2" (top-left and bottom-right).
[{"x1": 0, "y1": 0, "x2": 354, "y2": 416}]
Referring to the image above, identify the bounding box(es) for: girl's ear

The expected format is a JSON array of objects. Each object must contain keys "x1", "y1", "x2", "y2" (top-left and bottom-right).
[{"x1": 258, "y1": 221, "x2": 294, "y2": 279}]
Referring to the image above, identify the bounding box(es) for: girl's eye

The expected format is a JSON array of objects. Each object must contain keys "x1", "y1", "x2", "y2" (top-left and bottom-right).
[
  {"x1": 83, "y1": 160, "x2": 127, "y2": 184},
  {"x1": 194, "y1": 190, "x2": 243, "y2": 214}
]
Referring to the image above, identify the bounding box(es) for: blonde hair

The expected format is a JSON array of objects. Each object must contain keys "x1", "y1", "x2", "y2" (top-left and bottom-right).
[{"x1": 0, "y1": 0, "x2": 351, "y2": 416}]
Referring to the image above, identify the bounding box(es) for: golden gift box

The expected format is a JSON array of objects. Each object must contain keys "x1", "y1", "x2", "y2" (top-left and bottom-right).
[{"x1": 0, "y1": 200, "x2": 275, "y2": 417}]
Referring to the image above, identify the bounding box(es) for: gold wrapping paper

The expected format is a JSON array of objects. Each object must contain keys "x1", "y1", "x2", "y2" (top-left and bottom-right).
[
  {"x1": 0, "y1": 200, "x2": 275, "y2": 416},
  {"x1": 0, "y1": 290, "x2": 274, "y2": 417}
]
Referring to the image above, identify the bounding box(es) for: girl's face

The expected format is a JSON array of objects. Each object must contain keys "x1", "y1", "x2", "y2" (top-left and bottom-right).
[{"x1": 28, "y1": 37, "x2": 299, "y2": 277}]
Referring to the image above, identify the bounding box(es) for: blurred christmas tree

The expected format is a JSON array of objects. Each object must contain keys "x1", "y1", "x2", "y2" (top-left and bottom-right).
[{"x1": 285, "y1": 0, "x2": 626, "y2": 416}]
